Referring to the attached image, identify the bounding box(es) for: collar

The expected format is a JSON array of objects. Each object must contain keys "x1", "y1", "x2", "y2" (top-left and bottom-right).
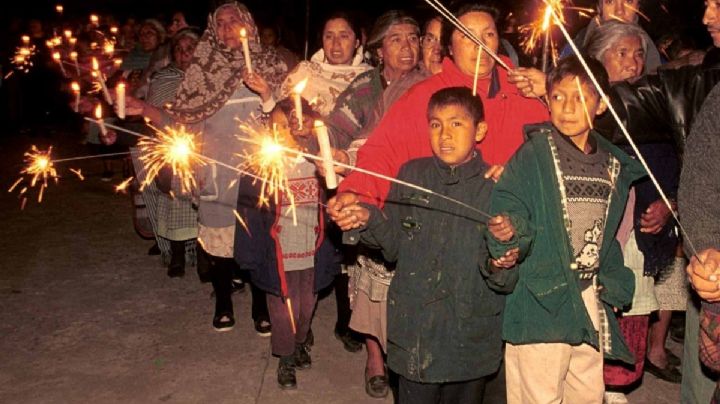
[
  {"x1": 311, "y1": 46, "x2": 367, "y2": 67},
  {"x1": 432, "y1": 152, "x2": 487, "y2": 185}
]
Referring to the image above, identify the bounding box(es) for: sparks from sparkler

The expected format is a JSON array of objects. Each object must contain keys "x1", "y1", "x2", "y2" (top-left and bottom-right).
[
  {"x1": 114, "y1": 176, "x2": 133, "y2": 193},
  {"x1": 543, "y1": 0, "x2": 702, "y2": 259},
  {"x1": 8, "y1": 146, "x2": 58, "y2": 208},
  {"x1": 9, "y1": 45, "x2": 36, "y2": 75}
]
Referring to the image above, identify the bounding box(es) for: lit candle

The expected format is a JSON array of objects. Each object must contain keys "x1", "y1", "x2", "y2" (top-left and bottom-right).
[
  {"x1": 116, "y1": 82, "x2": 126, "y2": 119},
  {"x1": 92, "y1": 57, "x2": 113, "y2": 105},
  {"x1": 113, "y1": 59, "x2": 123, "y2": 68},
  {"x1": 90, "y1": 14, "x2": 99, "y2": 26},
  {"x1": 292, "y1": 78, "x2": 308, "y2": 130},
  {"x1": 21, "y1": 35, "x2": 30, "y2": 45},
  {"x1": 70, "y1": 51, "x2": 80, "y2": 75},
  {"x1": 95, "y1": 104, "x2": 108, "y2": 137},
  {"x1": 313, "y1": 121, "x2": 337, "y2": 189},
  {"x1": 64, "y1": 30, "x2": 72, "y2": 39},
  {"x1": 239, "y1": 28, "x2": 252, "y2": 74},
  {"x1": 68, "y1": 37, "x2": 77, "y2": 47},
  {"x1": 71, "y1": 82, "x2": 80, "y2": 112},
  {"x1": 56, "y1": 4, "x2": 63, "y2": 14},
  {"x1": 52, "y1": 51, "x2": 67, "y2": 76},
  {"x1": 110, "y1": 26, "x2": 118, "y2": 35},
  {"x1": 103, "y1": 41, "x2": 114, "y2": 56}
]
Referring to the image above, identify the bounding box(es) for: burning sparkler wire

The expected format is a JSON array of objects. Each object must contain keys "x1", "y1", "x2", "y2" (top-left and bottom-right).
[{"x1": 545, "y1": 1, "x2": 702, "y2": 259}]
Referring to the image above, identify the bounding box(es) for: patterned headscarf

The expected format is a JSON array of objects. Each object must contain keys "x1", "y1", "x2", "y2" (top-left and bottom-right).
[{"x1": 166, "y1": 2, "x2": 289, "y2": 123}]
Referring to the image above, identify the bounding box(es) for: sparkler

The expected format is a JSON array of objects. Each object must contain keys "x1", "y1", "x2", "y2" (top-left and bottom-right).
[
  {"x1": 9, "y1": 45, "x2": 36, "y2": 76},
  {"x1": 543, "y1": 0, "x2": 702, "y2": 259},
  {"x1": 8, "y1": 146, "x2": 58, "y2": 208},
  {"x1": 21, "y1": 35, "x2": 30, "y2": 45},
  {"x1": 114, "y1": 176, "x2": 133, "y2": 193},
  {"x1": 136, "y1": 125, "x2": 205, "y2": 194},
  {"x1": 292, "y1": 78, "x2": 308, "y2": 130}
]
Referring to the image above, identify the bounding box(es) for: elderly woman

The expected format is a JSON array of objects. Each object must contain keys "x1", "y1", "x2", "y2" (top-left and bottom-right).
[
  {"x1": 585, "y1": 20, "x2": 681, "y2": 402},
  {"x1": 420, "y1": 16, "x2": 443, "y2": 75},
  {"x1": 328, "y1": 3, "x2": 548, "y2": 397},
  {"x1": 305, "y1": 10, "x2": 427, "y2": 398},
  {"x1": 280, "y1": 12, "x2": 371, "y2": 116},
  {"x1": 126, "y1": 2, "x2": 288, "y2": 335},
  {"x1": 560, "y1": 0, "x2": 662, "y2": 72}
]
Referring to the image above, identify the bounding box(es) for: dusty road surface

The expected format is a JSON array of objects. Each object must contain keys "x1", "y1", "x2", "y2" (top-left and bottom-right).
[{"x1": 0, "y1": 130, "x2": 682, "y2": 403}]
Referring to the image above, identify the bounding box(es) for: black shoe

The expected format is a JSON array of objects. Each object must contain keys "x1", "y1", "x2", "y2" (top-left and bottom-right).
[
  {"x1": 644, "y1": 358, "x2": 682, "y2": 384},
  {"x1": 666, "y1": 350, "x2": 682, "y2": 368},
  {"x1": 231, "y1": 278, "x2": 246, "y2": 293},
  {"x1": 335, "y1": 329, "x2": 363, "y2": 353},
  {"x1": 167, "y1": 263, "x2": 185, "y2": 278},
  {"x1": 148, "y1": 243, "x2": 161, "y2": 256},
  {"x1": 365, "y1": 369, "x2": 389, "y2": 398},
  {"x1": 254, "y1": 319, "x2": 271, "y2": 337},
  {"x1": 212, "y1": 312, "x2": 235, "y2": 332},
  {"x1": 277, "y1": 356, "x2": 297, "y2": 389},
  {"x1": 294, "y1": 342, "x2": 312, "y2": 370}
]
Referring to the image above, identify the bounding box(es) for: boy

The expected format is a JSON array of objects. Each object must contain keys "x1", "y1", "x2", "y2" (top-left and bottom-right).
[
  {"x1": 486, "y1": 55, "x2": 646, "y2": 404},
  {"x1": 339, "y1": 87, "x2": 518, "y2": 403}
]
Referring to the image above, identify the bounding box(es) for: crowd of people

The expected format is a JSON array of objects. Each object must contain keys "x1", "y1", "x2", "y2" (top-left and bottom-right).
[{"x1": 3, "y1": 0, "x2": 720, "y2": 402}]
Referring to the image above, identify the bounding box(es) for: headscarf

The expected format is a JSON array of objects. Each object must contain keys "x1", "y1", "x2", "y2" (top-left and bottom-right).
[{"x1": 167, "y1": 2, "x2": 289, "y2": 123}]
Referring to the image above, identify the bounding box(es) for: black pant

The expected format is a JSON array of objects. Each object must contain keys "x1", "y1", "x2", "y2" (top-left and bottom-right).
[
  {"x1": 333, "y1": 273, "x2": 352, "y2": 333},
  {"x1": 204, "y1": 248, "x2": 268, "y2": 321},
  {"x1": 398, "y1": 375, "x2": 487, "y2": 404}
]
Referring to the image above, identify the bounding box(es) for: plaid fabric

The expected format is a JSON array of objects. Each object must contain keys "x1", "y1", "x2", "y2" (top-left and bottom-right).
[{"x1": 700, "y1": 302, "x2": 720, "y2": 373}]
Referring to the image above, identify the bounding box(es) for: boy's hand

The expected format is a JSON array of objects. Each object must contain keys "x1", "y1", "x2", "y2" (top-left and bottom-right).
[
  {"x1": 484, "y1": 165, "x2": 504, "y2": 182},
  {"x1": 491, "y1": 247, "x2": 519, "y2": 268},
  {"x1": 488, "y1": 215, "x2": 515, "y2": 242},
  {"x1": 687, "y1": 248, "x2": 720, "y2": 302}
]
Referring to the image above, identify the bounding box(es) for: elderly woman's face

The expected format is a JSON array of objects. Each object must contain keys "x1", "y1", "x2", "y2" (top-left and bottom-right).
[
  {"x1": 599, "y1": 0, "x2": 640, "y2": 23},
  {"x1": 216, "y1": 7, "x2": 248, "y2": 50},
  {"x1": 379, "y1": 23, "x2": 420, "y2": 74},
  {"x1": 450, "y1": 11, "x2": 499, "y2": 78},
  {"x1": 322, "y1": 18, "x2": 359, "y2": 65},
  {"x1": 602, "y1": 34, "x2": 644, "y2": 81},
  {"x1": 173, "y1": 36, "x2": 198, "y2": 71},
  {"x1": 139, "y1": 25, "x2": 160, "y2": 52},
  {"x1": 421, "y1": 19, "x2": 443, "y2": 73}
]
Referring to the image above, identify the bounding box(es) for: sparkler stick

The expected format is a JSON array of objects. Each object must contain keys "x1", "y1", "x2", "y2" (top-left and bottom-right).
[
  {"x1": 92, "y1": 57, "x2": 113, "y2": 105},
  {"x1": 239, "y1": 28, "x2": 252, "y2": 74},
  {"x1": 575, "y1": 76, "x2": 593, "y2": 130},
  {"x1": 472, "y1": 45, "x2": 482, "y2": 96},
  {"x1": 292, "y1": 78, "x2": 308, "y2": 130},
  {"x1": 313, "y1": 121, "x2": 337, "y2": 189},
  {"x1": 541, "y1": 6, "x2": 552, "y2": 72},
  {"x1": 71, "y1": 81, "x2": 80, "y2": 112},
  {"x1": 545, "y1": 2, "x2": 702, "y2": 258},
  {"x1": 116, "y1": 83, "x2": 126, "y2": 119},
  {"x1": 423, "y1": 0, "x2": 510, "y2": 71},
  {"x1": 285, "y1": 297, "x2": 297, "y2": 334}
]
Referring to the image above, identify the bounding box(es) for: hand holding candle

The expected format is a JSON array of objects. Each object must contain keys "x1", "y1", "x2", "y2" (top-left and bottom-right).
[
  {"x1": 95, "y1": 104, "x2": 108, "y2": 137},
  {"x1": 52, "y1": 51, "x2": 67, "y2": 77},
  {"x1": 314, "y1": 120, "x2": 337, "y2": 189},
  {"x1": 239, "y1": 28, "x2": 252, "y2": 74},
  {"x1": 116, "y1": 83, "x2": 126, "y2": 119},
  {"x1": 292, "y1": 78, "x2": 308, "y2": 130}
]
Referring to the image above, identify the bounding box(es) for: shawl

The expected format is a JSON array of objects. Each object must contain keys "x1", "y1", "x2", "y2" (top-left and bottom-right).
[
  {"x1": 166, "y1": 2, "x2": 288, "y2": 123},
  {"x1": 280, "y1": 47, "x2": 371, "y2": 117}
]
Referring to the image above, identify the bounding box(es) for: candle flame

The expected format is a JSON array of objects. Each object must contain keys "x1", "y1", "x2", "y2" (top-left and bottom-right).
[
  {"x1": 240, "y1": 28, "x2": 247, "y2": 38},
  {"x1": 52, "y1": 51, "x2": 61, "y2": 62},
  {"x1": 70, "y1": 51, "x2": 77, "y2": 60},
  {"x1": 90, "y1": 14, "x2": 99, "y2": 24},
  {"x1": 56, "y1": 5, "x2": 63, "y2": 13},
  {"x1": 95, "y1": 103, "x2": 102, "y2": 119},
  {"x1": 71, "y1": 81, "x2": 80, "y2": 92},
  {"x1": 110, "y1": 26, "x2": 119, "y2": 34},
  {"x1": 21, "y1": 35, "x2": 30, "y2": 44},
  {"x1": 292, "y1": 77, "x2": 308, "y2": 94},
  {"x1": 64, "y1": 30, "x2": 72, "y2": 39},
  {"x1": 92, "y1": 57, "x2": 99, "y2": 71}
]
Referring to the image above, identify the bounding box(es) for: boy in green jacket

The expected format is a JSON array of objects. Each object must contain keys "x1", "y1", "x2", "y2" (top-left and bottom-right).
[{"x1": 487, "y1": 55, "x2": 646, "y2": 404}]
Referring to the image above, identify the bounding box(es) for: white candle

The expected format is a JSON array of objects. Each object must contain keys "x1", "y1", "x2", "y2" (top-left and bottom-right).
[
  {"x1": 239, "y1": 28, "x2": 252, "y2": 74},
  {"x1": 71, "y1": 82, "x2": 80, "y2": 113},
  {"x1": 52, "y1": 51, "x2": 67, "y2": 77},
  {"x1": 292, "y1": 78, "x2": 308, "y2": 130},
  {"x1": 70, "y1": 51, "x2": 80, "y2": 76},
  {"x1": 21, "y1": 35, "x2": 30, "y2": 45},
  {"x1": 314, "y1": 121, "x2": 337, "y2": 189},
  {"x1": 95, "y1": 104, "x2": 108, "y2": 137},
  {"x1": 116, "y1": 83, "x2": 126, "y2": 119},
  {"x1": 92, "y1": 57, "x2": 113, "y2": 105}
]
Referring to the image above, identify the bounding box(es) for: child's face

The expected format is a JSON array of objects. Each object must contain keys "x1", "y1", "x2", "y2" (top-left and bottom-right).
[
  {"x1": 548, "y1": 76, "x2": 607, "y2": 139},
  {"x1": 269, "y1": 109, "x2": 296, "y2": 147},
  {"x1": 428, "y1": 104, "x2": 487, "y2": 167}
]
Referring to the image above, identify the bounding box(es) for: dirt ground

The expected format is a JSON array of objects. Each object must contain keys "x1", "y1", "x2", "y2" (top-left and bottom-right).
[{"x1": 0, "y1": 130, "x2": 682, "y2": 403}]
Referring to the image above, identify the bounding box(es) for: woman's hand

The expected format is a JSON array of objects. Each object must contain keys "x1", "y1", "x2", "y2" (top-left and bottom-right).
[
  {"x1": 242, "y1": 70, "x2": 271, "y2": 102},
  {"x1": 122, "y1": 95, "x2": 145, "y2": 116},
  {"x1": 688, "y1": 248, "x2": 720, "y2": 302},
  {"x1": 639, "y1": 199, "x2": 675, "y2": 234},
  {"x1": 508, "y1": 67, "x2": 547, "y2": 98}
]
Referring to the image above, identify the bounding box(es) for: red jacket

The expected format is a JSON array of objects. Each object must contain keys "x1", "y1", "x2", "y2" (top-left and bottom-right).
[{"x1": 339, "y1": 57, "x2": 549, "y2": 207}]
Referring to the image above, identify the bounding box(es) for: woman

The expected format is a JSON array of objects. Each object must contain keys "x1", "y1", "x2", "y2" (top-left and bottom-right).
[
  {"x1": 314, "y1": 10, "x2": 426, "y2": 398},
  {"x1": 280, "y1": 12, "x2": 371, "y2": 116},
  {"x1": 586, "y1": 20, "x2": 681, "y2": 402},
  {"x1": 126, "y1": 2, "x2": 288, "y2": 334},
  {"x1": 560, "y1": 0, "x2": 662, "y2": 72},
  {"x1": 420, "y1": 16, "x2": 443, "y2": 75},
  {"x1": 328, "y1": 3, "x2": 548, "y2": 399}
]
